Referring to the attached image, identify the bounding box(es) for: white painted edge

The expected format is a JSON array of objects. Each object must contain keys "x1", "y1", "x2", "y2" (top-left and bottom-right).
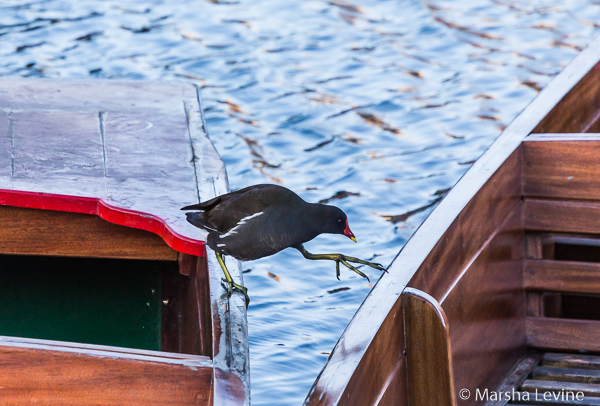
[{"x1": 0, "y1": 335, "x2": 212, "y2": 368}]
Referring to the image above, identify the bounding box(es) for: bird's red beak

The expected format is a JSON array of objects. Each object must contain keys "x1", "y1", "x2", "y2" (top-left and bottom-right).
[{"x1": 344, "y1": 218, "x2": 357, "y2": 243}]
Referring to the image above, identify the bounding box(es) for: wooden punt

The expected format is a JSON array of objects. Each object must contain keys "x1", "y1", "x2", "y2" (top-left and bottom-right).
[
  {"x1": 305, "y1": 35, "x2": 600, "y2": 406},
  {"x1": 0, "y1": 78, "x2": 249, "y2": 405}
]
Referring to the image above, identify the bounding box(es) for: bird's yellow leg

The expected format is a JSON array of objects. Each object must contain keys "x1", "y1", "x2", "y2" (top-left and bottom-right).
[
  {"x1": 295, "y1": 245, "x2": 387, "y2": 283},
  {"x1": 216, "y1": 252, "x2": 250, "y2": 308}
]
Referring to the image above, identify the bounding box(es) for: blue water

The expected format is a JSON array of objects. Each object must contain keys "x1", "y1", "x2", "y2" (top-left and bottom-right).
[{"x1": 2, "y1": 1, "x2": 599, "y2": 404}]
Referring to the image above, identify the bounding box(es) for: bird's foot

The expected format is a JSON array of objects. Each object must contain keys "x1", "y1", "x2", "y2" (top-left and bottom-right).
[
  {"x1": 221, "y1": 278, "x2": 250, "y2": 308},
  {"x1": 331, "y1": 254, "x2": 387, "y2": 283}
]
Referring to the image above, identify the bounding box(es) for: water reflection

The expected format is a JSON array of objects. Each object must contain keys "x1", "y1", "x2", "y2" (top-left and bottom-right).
[{"x1": 1, "y1": 0, "x2": 600, "y2": 404}]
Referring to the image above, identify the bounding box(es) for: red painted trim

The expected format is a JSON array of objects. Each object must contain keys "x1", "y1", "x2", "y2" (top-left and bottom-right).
[{"x1": 0, "y1": 189, "x2": 206, "y2": 257}]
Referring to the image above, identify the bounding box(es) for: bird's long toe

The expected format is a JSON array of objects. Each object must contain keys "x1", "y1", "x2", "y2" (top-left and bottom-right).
[{"x1": 221, "y1": 278, "x2": 250, "y2": 308}]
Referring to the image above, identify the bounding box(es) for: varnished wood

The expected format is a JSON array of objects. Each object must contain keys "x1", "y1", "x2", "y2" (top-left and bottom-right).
[
  {"x1": 526, "y1": 317, "x2": 600, "y2": 352},
  {"x1": 523, "y1": 138, "x2": 600, "y2": 201},
  {"x1": 336, "y1": 298, "x2": 407, "y2": 406},
  {"x1": 525, "y1": 259, "x2": 600, "y2": 294},
  {"x1": 0, "y1": 336, "x2": 212, "y2": 405},
  {"x1": 525, "y1": 199, "x2": 600, "y2": 235},
  {"x1": 409, "y1": 148, "x2": 522, "y2": 300},
  {"x1": 441, "y1": 209, "x2": 526, "y2": 400},
  {"x1": 0, "y1": 205, "x2": 177, "y2": 260},
  {"x1": 403, "y1": 288, "x2": 455, "y2": 406},
  {"x1": 531, "y1": 59, "x2": 600, "y2": 133}
]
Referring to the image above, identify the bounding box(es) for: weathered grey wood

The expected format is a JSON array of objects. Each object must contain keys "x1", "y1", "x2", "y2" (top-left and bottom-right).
[
  {"x1": 522, "y1": 380, "x2": 600, "y2": 397},
  {"x1": 485, "y1": 353, "x2": 542, "y2": 406},
  {"x1": 532, "y1": 366, "x2": 600, "y2": 384},
  {"x1": 542, "y1": 353, "x2": 600, "y2": 370},
  {"x1": 0, "y1": 78, "x2": 211, "y2": 256},
  {"x1": 188, "y1": 87, "x2": 250, "y2": 406}
]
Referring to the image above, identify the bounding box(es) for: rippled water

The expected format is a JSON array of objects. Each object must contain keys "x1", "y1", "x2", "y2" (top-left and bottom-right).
[{"x1": 2, "y1": 0, "x2": 600, "y2": 404}]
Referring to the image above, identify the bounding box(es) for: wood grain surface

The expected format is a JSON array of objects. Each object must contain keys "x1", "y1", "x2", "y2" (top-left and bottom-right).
[
  {"x1": 525, "y1": 259, "x2": 600, "y2": 294},
  {"x1": 524, "y1": 199, "x2": 600, "y2": 235},
  {"x1": 523, "y1": 138, "x2": 600, "y2": 201},
  {"x1": 526, "y1": 317, "x2": 600, "y2": 352},
  {"x1": 403, "y1": 288, "x2": 455, "y2": 406},
  {"x1": 0, "y1": 338, "x2": 213, "y2": 405},
  {"x1": 531, "y1": 62, "x2": 600, "y2": 133},
  {"x1": 0, "y1": 204, "x2": 177, "y2": 260},
  {"x1": 441, "y1": 209, "x2": 526, "y2": 404}
]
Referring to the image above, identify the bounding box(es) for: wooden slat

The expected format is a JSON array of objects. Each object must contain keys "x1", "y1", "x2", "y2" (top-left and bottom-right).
[
  {"x1": 531, "y1": 61, "x2": 600, "y2": 133},
  {"x1": 524, "y1": 199, "x2": 600, "y2": 235},
  {"x1": 0, "y1": 205, "x2": 177, "y2": 260},
  {"x1": 522, "y1": 379, "x2": 600, "y2": 397},
  {"x1": 485, "y1": 353, "x2": 542, "y2": 406},
  {"x1": 525, "y1": 260, "x2": 600, "y2": 294},
  {"x1": 0, "y1": 340, "x2": 212, "y2": 405},
  {"x1": 523, "y1": 139, "x2": 600, "y2": 201},
  {"x1": 532, "y1": 366, "x2": 600, "y2": 384},
  {"x1": 542, "y1": 353, "x2": 600, "y2": 370},
  {"x1": 513, "y1": 393, "x2": 600, "y2": 405},
  {"x1": 403, "y1": 288, "x2": 455, "y2": 406},
  {"x1": 526, "y1": 317, "x2": 600, "y2": 352}
]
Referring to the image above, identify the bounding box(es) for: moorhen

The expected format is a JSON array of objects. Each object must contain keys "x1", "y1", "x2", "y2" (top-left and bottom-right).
[{"x1": 181, "y1": 184, "x2": 386, "y2": 306}]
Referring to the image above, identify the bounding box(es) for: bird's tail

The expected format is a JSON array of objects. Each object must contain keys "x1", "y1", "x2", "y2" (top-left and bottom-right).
[
  {"x1": 185, "y1": 212, "x2": 218, "y2": 232},
  {"x1": 181, "y1": 196, "x2": 222, "y2": 211}
]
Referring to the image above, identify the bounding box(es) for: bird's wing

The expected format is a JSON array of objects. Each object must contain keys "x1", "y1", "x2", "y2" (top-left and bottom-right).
[{"x1": 181, "y1": 184, "x2": 295, "y2": 234}]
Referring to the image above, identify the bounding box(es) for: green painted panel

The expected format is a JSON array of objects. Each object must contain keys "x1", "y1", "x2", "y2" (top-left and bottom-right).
[{"x1": 0, "y1": 255, "x2": 172, "y2": 351}]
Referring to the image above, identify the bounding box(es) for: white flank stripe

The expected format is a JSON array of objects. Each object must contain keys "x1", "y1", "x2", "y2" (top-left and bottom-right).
[
  {"x1": 217, "y1": 244, "x2": 226, "y2": 247},
  {"x1": 219, "y1": 212, "x2": 264, "y2": 239}
]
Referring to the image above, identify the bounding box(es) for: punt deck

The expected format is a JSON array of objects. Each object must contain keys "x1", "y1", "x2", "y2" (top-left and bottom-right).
[{"x1": 0, "y1": 78, "x2": 249, "y2": 405}]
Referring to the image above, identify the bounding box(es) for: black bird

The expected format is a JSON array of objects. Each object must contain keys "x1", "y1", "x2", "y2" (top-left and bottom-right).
[{"x1": 181, "y1": 184, "x2": 386, "y2": 306}]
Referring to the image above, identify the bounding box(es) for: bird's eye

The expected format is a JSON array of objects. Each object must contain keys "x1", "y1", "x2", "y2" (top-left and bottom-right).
[{"x1": 338, "y1": 219, "x2": 342, "y2": 223}]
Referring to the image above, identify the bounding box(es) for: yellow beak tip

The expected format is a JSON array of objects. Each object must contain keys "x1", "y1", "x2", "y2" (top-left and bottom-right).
[{"x1": 350, "y1": 237, "x2": 357, "y2": 243}]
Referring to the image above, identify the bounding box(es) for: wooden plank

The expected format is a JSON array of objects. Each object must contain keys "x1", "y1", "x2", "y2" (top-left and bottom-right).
[
  {"x1": 526, "y1": 317, "x2": 600, "y2": 352},
  {"x1": 542, "y1": 353, "x2": 600, "y2": 370},
  {"x1": 523, "y1": 139, "x2": 600, "y2": 201},
  {"x1": 403, "y1": 288, "x2": 455, "y2": 406},
  {"x1": 525, "y1": 260, "x2": 600, "y2": 294},
  {"x1": 0, "y1": 338, "x2": 213, "y2": 405},
  {"x1": 0, "y1": 205, "x2": 177, "y2": 260},
  {"x1": 522, "y1": 379, "x2": 600, "y2": 397},
  {"x1": 484, "y1": 353, "x2": 542, "y2": 406},
  {"x1": 304, "y1": 36, "x2": 600, "y2": 406},
  {"x1": 513, "y1": 393, "x2": 600, "y2": 405},
  {"x1": 441, "y1": 208, "x2": 527, "y2": 401},
  {"x1": 524, "y1": 199, "x2": 600, "y2": 235},
  {"x1": 532, "y1": 366, "x2": 600, "y2": 384},
  {"x1": 531, "y1": 60, "x2": 600, "y2": 133}
]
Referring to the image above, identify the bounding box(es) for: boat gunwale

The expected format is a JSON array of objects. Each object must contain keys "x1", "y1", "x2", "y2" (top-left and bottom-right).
[{"x1": 304, "y1": 34, "x2": 600, "y2": 406}]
